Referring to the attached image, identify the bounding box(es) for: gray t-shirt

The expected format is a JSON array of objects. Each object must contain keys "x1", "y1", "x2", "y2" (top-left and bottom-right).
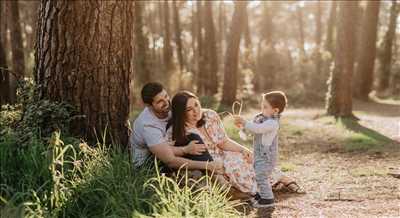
[{"x1": 129, "y1": 107, "x2": 170, "y2": 166}]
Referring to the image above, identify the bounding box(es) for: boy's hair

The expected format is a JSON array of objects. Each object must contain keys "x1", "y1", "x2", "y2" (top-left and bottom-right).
[
  {"x1": 141, "y1": 82, "x2": 164, "y2": 105},
  {"x1": 262, "y1": 91, "x2": 287, "y2": 114}
]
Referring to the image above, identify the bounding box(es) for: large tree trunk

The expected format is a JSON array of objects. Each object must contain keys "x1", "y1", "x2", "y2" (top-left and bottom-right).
[
  {"x1": 0, "y1": 2, "x2": 9, "y2": 105},
  {"x1": 0, "y1": 40, "x2": 8, "y2": 105},
  {"x1": 8, "y1": 1, "x2": 25, "y2": 103},
  {"x1": 378, "y1": 0, "x2": 399, "y2": 92},
  {"x1": 325, "y1": 1, "x2": 337, "y2": 58},
  {"x1": 220, "y1": 2, "x2": 247, "y2": 107},
  {"x1": 35, "y1": 0, "x2": 134, "y2": 146},
  {"x1": 204, "y1": 1, "x2": 218, "y2": 95},
  {"x1": 134, "y1": 1, "x2": 151, "y2": 85},
  {"x1": 324, "y1": 1, "x2": 337, "y2": 80},
  {"x1": 354, "y1": 0, "x2": 381, "y2": 100},
  {"x1": 326, "y1": 1, "x2": 358, "y2": 118}
]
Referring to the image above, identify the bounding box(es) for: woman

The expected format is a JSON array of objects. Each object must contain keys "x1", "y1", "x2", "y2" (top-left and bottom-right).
[{"x1": 167, "y1": 91, "x2": 302, "y2": 197}]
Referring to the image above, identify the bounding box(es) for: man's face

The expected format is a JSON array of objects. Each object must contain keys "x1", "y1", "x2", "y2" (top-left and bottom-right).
[{"x1": 151, "y1": 90, "x2": 171, "y2": 115}]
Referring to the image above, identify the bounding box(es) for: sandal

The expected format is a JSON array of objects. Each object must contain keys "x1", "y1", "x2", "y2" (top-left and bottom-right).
[
  {"x1": 284, "y1": 181, "x2": 306, "y2": 194},
  {"x1": 272, "y1": 181, "x2": 285, "y2": 191}
]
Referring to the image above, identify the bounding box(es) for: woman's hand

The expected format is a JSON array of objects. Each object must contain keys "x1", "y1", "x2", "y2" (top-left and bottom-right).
[
  {"x1": 208, "y1": 160, "x2": 224, "y2": 174},
  {"x1": 233, "y1": 115, "x2": 246, "y2": 128},
  {"x1": 183, "y1": 140, "x2": 207, "y2": 155}
]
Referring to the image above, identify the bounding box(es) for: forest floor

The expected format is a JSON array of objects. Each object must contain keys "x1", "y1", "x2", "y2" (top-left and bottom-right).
[{"x1": 223, "y1": 99, "x2": 400, "y2": 217}]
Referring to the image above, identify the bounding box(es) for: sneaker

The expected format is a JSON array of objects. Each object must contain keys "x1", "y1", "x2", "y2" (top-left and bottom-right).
[
  {"x1": 247, "y1": 192, "x2": 261, "y2": 205},
  {"x1": 253, "y1": 198, "x2": 275, "y2": 208}
]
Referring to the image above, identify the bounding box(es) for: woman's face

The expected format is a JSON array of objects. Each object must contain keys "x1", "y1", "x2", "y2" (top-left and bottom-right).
[{"x1": 185, "y1": 97, "x2": 202, "y2": 125}]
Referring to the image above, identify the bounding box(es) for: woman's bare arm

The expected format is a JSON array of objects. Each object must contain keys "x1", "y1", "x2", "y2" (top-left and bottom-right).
[{"x1": 218, "y1": 137, "x2": 251, "y2": 153}]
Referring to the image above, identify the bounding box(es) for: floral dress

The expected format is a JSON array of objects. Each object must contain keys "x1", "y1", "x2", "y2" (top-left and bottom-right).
[{"x1": 187, "y1": 110, "x2": 257, "y2": 194}]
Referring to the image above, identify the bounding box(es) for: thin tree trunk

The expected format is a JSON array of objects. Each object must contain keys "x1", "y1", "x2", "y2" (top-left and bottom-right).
[
  {"x1": 191, "y1": 4, "x2": 197, "y2": 83},
  {"x1": 163, "y1": 1, "x2": 173, "y2": 76},
  {"x1": 218, "y1": 1, "x2": 227, "y2": 81},
  {"x1": 204, "y1": 1, "x2": 218, "y2": 95},
  {"x1": 8, "y1": 0, "x2": 25, "y2": 103},
  {"x1": 378, "y1": 0, "x2": 399, "y2": 92},
  {"x1": 296, "y1": 3, "x2": 307, "y2": 85},
  {"x1": 134, "y1": 1, "x2": 151, "y2": 84},
  {"x1": 355, "y1": 0, "x2": 381, "y2": 100},
  {"x1": 196, "y1": 1, "x2": 206, "y2": 95},
  {"x1": 326, "y1": 1, "x2": 358, "y2": 118},
  {"x1": 220, "y1": 2, "x2": 247, "y2": 107},
  {"x1": 172, "y1": 0, "x2": 184, "y2": 75},
  {"x1": 35, "y1": 0, "x2": 134, "y2": 146},
  {"x1": 296, "y1": 4, "x2": 306, "y2": 60},
  {"x1": 312, "y1": 0, "x2": 323, "y2": 89}
]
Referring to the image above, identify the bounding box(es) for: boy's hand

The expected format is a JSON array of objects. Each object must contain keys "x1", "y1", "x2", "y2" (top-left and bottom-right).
[{"x1": 233, "y1": 115, "x2": 246, "y2": 128}]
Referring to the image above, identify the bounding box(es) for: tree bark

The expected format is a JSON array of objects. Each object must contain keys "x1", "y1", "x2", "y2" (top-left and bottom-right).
[
  {"x1": 325, "y1": 1, "x2": 337, "y2": 58},
  {"x1": 204, "y1": 1, "x2": 218, "y2": 95},
  {"x1": 220, "y1": 2, "x2": 247, "y2": 107},
  {"x1": 312, "y1": 0, "x2": 323, "y2": 88},
  {"x1": 354, "y1": 0, "x2": 381, "y2": 100},
  {"x1": 172, "y1": 0, "x2": 184, "y2": 75},
  {"x1": 8, "y1": 0, "x2": 25, "y2": 103},
  {"x1": 254, "y1": 2, "x2": 275, "y2": 93},
  {"x1": 35, "y1": 0, "x2": 134, "y2": 146},
  {"x1": 0, "y1": 2, "x2": 9, "y2": 105},
  {"x1": 163, "y1": 1, "x2": 173, "y2": 76},
  {"x1": 378, "y1": 0, "x2": 399, "y2": 92},
  {"x1": 324, "y1": 1, "x2": 337, "y2": 81},
  {"x1": 218, "y1": 2, "x2": 227, "y2": 79},
  {"x1": 296, "y1": 4, "x2": 306, "y2": 60},
  {"x1": 134, "y1": 1, "x2": 151, "y2": 84},
  {"x1": 326, "y1": 1, "x2": 358, "y2": 118},
  {"x1": 195, "y1": 1, "x2": 207, "y2": 95}
]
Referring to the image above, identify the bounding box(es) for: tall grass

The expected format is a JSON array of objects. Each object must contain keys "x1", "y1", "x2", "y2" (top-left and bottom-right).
[{"x1": 1, "y1": 130, "x2": 241, "y2": 217}]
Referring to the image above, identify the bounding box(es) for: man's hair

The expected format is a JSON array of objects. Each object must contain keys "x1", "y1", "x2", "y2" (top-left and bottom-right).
[
  {"x1": 141, "y1": 82, "x2": 164, "y2": 105},
  {"x1": 263, "y1": 91, "x2": 287, "y2": 114}
]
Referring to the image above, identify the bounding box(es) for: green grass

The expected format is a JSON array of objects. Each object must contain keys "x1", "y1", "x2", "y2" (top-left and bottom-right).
[
  {"x1": 337, "y1": 118, "x2": 394, "y2": 153},
  {"x1": 0, "y1": 129, "x2": 241, "y2": 217},
  {"x1": 349, "y1": 167, "x2": 388, "y2": 177},
  {"x1": 280, "y1": 162, "x2": 296, "y2": 172},
  {"x1": 343, "y1": 133, "x2": 383, "y2": 152}
]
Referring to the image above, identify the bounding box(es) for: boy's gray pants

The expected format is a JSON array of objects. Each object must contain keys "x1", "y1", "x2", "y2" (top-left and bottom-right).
[{"x1": 253, "y1": 140, "x2": 278, "y2": 200}]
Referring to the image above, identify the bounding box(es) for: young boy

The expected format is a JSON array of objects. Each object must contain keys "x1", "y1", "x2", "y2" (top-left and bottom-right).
[{"x1": 234, "y1": 91, "x2": 287, "y2": 208}]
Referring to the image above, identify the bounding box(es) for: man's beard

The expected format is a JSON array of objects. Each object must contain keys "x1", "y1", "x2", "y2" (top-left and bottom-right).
[{"x1": 160, "y1": 101, "x2": 171, "y2": 113}]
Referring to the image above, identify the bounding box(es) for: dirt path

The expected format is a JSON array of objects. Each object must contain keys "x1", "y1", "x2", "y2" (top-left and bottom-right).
[{"x1": 242, "y1": 100, "x2": 400, "y2": 217}]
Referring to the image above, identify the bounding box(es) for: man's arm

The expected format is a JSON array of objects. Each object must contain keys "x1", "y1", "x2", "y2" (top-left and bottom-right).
[{"x1": 149, "y1": 142, "x2": 221, "y2": 172}]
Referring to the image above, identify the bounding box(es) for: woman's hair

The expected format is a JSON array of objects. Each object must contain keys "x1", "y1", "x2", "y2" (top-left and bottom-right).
[
  {"x1": 262, "y1": 91, "x2": 287, "y2": 114},
  {"x1": 167, "y1": 91, "x2": 205, "y2": 146}
]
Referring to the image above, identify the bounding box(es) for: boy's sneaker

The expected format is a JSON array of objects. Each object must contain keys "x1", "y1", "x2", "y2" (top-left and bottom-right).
[
  {"x1": 253, "y1": 198, "x2": 275, "y2": 208},
  {"x1": 247, "y1": 192, "x2": 261, "y2": 205}
]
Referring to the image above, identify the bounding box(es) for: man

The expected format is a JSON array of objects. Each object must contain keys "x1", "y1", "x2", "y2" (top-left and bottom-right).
[{"x1": 129, "y1": 82, "x2": 222, "y2": 172}]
